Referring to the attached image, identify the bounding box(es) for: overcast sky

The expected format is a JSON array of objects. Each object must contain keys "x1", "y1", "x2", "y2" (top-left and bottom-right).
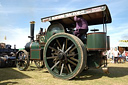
[{"x1": 0, "y1": 0, "x2": 128, "y2": 49}]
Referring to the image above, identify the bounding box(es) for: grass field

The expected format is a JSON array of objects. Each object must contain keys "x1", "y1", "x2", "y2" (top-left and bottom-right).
[{"x1": 0, "y1": 61, "x2": 128, "y2": 85}]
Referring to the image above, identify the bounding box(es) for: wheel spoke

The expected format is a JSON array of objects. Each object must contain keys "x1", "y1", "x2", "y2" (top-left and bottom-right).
[
  {"x1": 57, "y1": 47, "x2": 63, "y2": 52},
  {"x1": 53, "y1": 53, "x2": 58, "y2": 56},
  {"x1": 18, "y1": 53, "x2": 21, "y2": 57},
  {"x1": 22, "y1": 62, "x2": 25, "y2": 67},
  {"x1": 46, "y1": 56, "x2": 58, "y2": 59},
  {"x1": 65, "y1": 38, "x2": 67, "y2": 50},
  {"x1": 67, "y1": 53, "x2": 77, "y2": 57},
  {"x1": 23, "y1": 55, "x2": 27, "y2": 59},
  {"x1": 62, "y1": 42, "x2": 65, "y2": 52},
  {"x1": 65, "y1": 44, "x2": 74, "y2": 53},
  {"x1": 60, "y1": 63, "x2": 64, "y2": 75},
  {"x1": 22, "y1": 53, "x2": 25, "y2": 57},
  {"x1": 51, "y1": 61, "x2": 60, "y2": 70},
  {"x1": 59, "y1": 62, "x2": 62, "y2": 68},
  {"x1": 19, "y1": 53, "x2": 22, "y2": 59},
  {"x1": 49, "y1": 46, "x2": 58, "y2": 52},
  {"x1": 56, "y1": 39, "x2": 62, "y2": 49},
  {"x1": 68, "y1": 64, "x2": 73, "y2": 73},
  {"x1": 65, "y1": 64, "x2": 69, "y2": 73},
  {"x1": 70, "y1": 57, "x2": 79, "y2": 62},
  {"x1": 68, "y1": 59, "x2": 77, "y2": 66},
  {"x1": 69, "y1": 47, "x2": 76, "y2": 53}
]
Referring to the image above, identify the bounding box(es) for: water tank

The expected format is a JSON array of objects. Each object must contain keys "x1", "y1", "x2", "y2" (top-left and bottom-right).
[{"x1": 87, "y1": 32, "x2": 106, "y2": 51}]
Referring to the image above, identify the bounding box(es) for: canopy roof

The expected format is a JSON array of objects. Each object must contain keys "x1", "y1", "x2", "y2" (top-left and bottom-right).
[{"x1": 41, "y1": 4, "x2": 112, "y2": 27}]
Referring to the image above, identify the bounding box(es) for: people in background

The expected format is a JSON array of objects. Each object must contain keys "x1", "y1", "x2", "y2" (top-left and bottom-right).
[
  {"x1": 111, "y1": 49, "x2": 114, "y2": 60},
  {"x1": 125, "y1": 51, "x2": 128, "y2": 62},
  {"x1": 106, "y1": 50, "x2": 110, "y2": 59},
  {"x1": 112, "y1": 47, "x2": 120, "y2": 63},
  {"x1": 122, "y1": 49, "x2": 126, "y2": 57},
  {"x1": 121, "y1": 49, "x2": 126, "y2": 63},
  {"x1": 74, "y1": 15, "x2": 88, "y2": 38}
]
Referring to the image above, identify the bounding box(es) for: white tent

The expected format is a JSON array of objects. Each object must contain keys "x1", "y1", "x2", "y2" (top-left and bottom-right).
[{"x1": 118, "y1": 40, "x2": 128, "y2": 47}]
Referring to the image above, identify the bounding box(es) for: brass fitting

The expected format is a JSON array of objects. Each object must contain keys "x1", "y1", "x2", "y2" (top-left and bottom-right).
[{"x1": 30, "y1": 21, "x2": 35, "y2": 24}]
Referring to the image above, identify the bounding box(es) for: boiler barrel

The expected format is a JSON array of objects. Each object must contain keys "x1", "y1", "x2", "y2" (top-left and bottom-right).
[{"x1": 87, "y1": 32, "x2": 106, "y2": 51}]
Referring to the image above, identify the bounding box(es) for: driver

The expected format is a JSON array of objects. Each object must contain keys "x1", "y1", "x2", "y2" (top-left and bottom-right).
[{"x1": 74, "y1": 15, "x2": 88, "y2": 38}]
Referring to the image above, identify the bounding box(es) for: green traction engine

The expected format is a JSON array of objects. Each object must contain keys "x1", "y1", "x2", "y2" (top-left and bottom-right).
[{"x1": 16, "y1": 4, "x2": 112, "y2": 80}]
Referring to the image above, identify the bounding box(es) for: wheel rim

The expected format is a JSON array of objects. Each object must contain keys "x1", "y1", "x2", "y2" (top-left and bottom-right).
[
  {"x1": 16, "y1": 50, "x2": 29, "y2": 71},
  {"x1": 44, "y1": 33, "x2": 86, "y2": 79}
]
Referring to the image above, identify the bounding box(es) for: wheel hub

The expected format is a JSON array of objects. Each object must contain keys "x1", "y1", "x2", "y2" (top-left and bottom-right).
[
  {"x1": 58, "y1": 52, "x2": 67, "y2": 61},
  {"x1": 58, "y1": 53, "x2": 63, "y2": 60}
]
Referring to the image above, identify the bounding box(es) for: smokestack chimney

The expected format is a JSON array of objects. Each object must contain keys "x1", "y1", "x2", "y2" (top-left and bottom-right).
[{"x1": 28, "y1": 21, "x2": 35, "y2": 42}]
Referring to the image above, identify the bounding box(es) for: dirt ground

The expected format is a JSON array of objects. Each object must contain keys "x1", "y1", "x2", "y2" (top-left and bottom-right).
[{"x1": 0, "y1": 61, "x2": 128, "y2": 85}]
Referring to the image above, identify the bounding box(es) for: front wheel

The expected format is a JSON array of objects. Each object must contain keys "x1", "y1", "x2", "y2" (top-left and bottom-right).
[
  {"x1": 43, "y1": 33, "x2": 87, "y2": 79},
  {"x1": 16, "y1": 50, "x2": 29, "y2": 71}
]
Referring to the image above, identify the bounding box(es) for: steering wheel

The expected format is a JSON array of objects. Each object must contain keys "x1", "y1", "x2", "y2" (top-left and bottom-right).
[{"x1": 90, "y1": 29, "x2": 99, "y2": 32}]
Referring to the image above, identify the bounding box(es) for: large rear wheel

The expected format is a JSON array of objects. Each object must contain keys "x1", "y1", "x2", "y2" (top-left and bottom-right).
[{"x1": 43, "y1": 33, "x2": 87, "y2": 79}]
